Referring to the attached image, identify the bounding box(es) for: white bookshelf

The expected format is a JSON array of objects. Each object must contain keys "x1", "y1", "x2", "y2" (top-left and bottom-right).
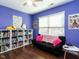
[{"x1": 0, "y1": 29, "x2": 33, "y2": 54}]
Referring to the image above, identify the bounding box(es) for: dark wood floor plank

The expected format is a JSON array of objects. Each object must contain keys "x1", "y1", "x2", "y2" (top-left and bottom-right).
[{"x1": 0, "y1": 45, "x2": 63, "y2": 59}]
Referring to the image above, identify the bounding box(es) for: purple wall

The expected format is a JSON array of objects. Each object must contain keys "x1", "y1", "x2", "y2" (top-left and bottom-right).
[
  {"x1": 0, "y1": 5, "x2": 32, "y2": 29},
  {"x1": 33, "y1": 0, "x2": 79, "y2": 47}
]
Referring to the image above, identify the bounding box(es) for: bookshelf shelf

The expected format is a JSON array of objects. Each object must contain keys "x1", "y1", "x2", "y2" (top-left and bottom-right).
[{"x1": 0, "y1": 29, "x2": 33, "y2": 54}]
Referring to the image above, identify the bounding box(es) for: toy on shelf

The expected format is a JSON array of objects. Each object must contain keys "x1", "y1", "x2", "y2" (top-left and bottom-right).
[{"x1": 6, "y1": 26, "x2": 16, "y2": 30}]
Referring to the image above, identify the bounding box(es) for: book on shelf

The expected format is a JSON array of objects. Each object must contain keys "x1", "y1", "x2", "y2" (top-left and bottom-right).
[
  {"x1": 12, "y1": 44, "x2": 17, "y2": 48},
  {"x1": 1, "y1": 31, "x2": 10, "y2": 38},
  {"x1": 12, "y1": 38, "x2": 18, "y2": 43},
  {"x1": 18, "y1": 41, "x2": 23, "y2": 46},
  {"x1": 12, "y1": 32, "x2": 17, "y2": 37},
  {"x1": 25, "y1": 30, "x2": 28, "y2": 35},
  {"x1": 0, "y1": 46, "x2": 1, "y2": 52},
  {"x1": 18, "y1": 37, "x2": 23, "y2": 41}
]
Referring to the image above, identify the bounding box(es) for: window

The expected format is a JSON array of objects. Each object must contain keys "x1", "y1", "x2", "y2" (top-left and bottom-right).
[{"x1": 39, "y1": 11, "x2": 65, "y2": 36}]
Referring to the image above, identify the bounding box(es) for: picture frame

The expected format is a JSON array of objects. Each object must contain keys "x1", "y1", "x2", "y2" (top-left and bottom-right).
[
  {"x1": 68, "y1": 13, "x2": 79, "y2": 29},
  {"x1": 13, "y1": 15, "x2": 22, "y2": 28},
  {"x1": 33, "y1": 20, "x2": 39, "y2": 29}
]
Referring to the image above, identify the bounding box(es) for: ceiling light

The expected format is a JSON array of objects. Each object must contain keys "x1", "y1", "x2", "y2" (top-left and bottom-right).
[
  {"x1": 23, "y1": 0, "x2": 43, "y2": 6},
  {"x1": 48, "y1": 3, "x2": 54, "y2": 6},
  {"x1": 23, "y1": 2, "x2": 27, "y2": 6},
  {"x1": 27, "y1": 0, "x2": 33, "y2": 5},
  {"x1": 33, "y1": 0, "x2": 43, "y2": 2}
]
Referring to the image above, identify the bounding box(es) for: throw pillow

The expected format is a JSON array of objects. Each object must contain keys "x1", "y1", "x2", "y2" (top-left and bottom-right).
[{"x1": 53, "y1": 38, "x2": 62, "y2": 46}]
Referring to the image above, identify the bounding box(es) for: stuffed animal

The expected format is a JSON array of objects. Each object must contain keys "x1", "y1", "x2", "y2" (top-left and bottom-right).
[{"x1": 6, "y1": 26, "x2": 16, "y2": 30}]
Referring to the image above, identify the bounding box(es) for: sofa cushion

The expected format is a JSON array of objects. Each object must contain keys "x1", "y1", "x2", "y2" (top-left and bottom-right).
[
  {"x1": 53, "y1": 38, "x2": 62, "y2": 47},
  {"x1": 42, "y1": 35, "x2": 57, "y2": 44}
]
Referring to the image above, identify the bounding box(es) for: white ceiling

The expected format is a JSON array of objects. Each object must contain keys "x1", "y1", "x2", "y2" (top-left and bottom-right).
[{"x1": 0, "y1": 0, "x2": 73, "y2": 14}]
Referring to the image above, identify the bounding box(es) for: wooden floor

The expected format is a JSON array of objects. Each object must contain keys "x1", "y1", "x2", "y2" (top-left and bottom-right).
[{"x1": 0, "y1": 45, "x2": 63, "y2": 59}]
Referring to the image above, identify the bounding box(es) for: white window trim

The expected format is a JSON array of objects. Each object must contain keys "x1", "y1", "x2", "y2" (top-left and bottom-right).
[{"x1": 39, "y1": 11, "x2": 65, "y2": 36}]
